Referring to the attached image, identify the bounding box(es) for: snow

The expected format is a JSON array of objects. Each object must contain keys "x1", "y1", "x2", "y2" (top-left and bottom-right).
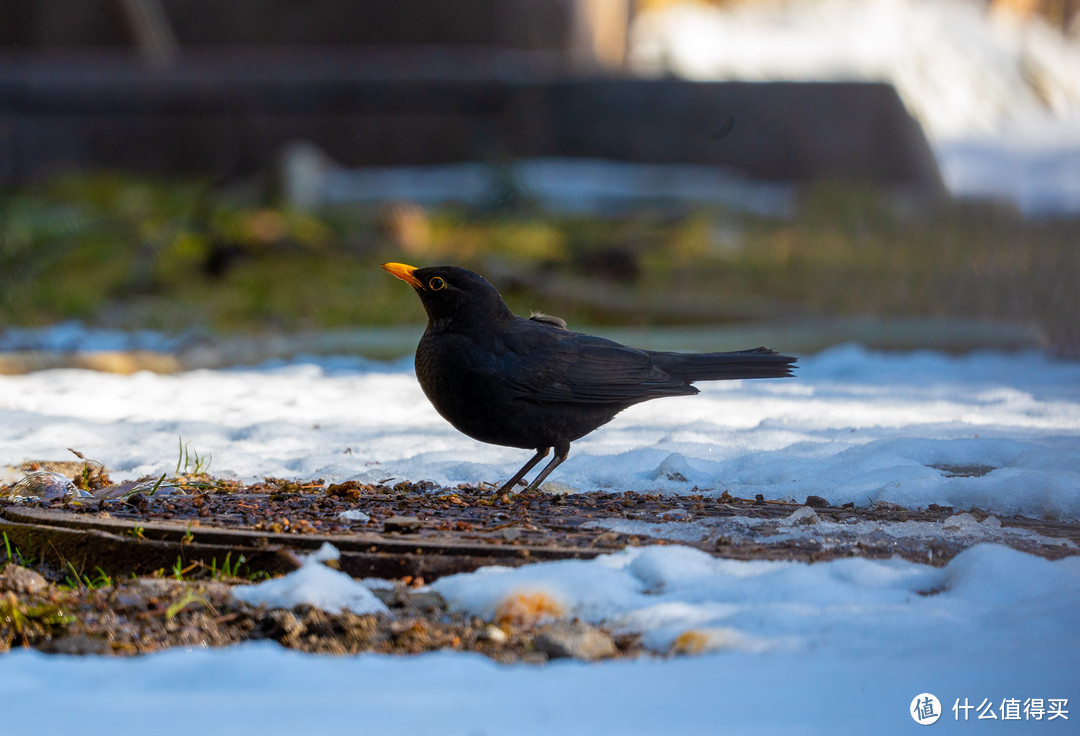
[
  {"x1": 0, "y1": 320, "x2": 193, "y2": 353},
  {"x1": 432, "y1": 543, "x2": 1080, "y2": 658},
  {"x1": 630, "y1": 0, "x2": 1080, "y2": 141},
  {"x1": 1, "y1": 336, "x2": 1078, "y2": 732},
  {"x1": 3, "y1": 343, "x2": 1078, "y2": 518},
  {"x1": 1, "y1": 545, "x2": 1077, "y2": 734},
  {"x1": 231, "y1": 543, "x2": 388, "y2": 615},
  {"x1": 5, "y1": 2, "x2": 1080, "y2": 726},
  {"x1": 337, "y1": 508, "x2": 371, "y2": 523},
  {"x1": 629, "y1": 0, "x2": 1080, "y2": 214},
  {"x1": 583, "y1": 507, "x2": 1074, "y2": 557},
  {"x1": 277, "y1": 1, "x2": 1080, "y2": 215},
  {"x1": 313, "y1": 156, "x2": 797, "y2": 216},
  {"x1": 934, "y1": 126, "x2": 1080, "y2": 216}
]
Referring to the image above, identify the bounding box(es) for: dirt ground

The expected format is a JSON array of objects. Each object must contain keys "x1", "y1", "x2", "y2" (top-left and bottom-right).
[{"x1": 3, "y1": 466, "x2": 1078, "y2": 660}]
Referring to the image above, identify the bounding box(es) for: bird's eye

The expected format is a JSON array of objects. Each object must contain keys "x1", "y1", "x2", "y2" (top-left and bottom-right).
[{"x1": 428, "y1": 277, "x2": 446, "y2": 291}]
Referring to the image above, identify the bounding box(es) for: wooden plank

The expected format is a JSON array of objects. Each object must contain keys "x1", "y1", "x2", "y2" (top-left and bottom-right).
[{"x1": 0, "y1": 505, "x2": 601, "y2": 582}]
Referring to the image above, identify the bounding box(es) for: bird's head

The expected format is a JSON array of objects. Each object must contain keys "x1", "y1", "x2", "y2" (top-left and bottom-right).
[{"x1": 381, "y1": 263, "x2": 513, "y2": 330}]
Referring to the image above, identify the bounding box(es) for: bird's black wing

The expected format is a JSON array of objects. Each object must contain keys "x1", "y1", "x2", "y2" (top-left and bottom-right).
[{"x1": 496, "y1": 320, "x2": 695, "y2": 405}]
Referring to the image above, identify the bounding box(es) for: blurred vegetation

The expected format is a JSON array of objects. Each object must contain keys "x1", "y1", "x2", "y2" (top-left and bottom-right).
[{"x1": 1, "y1": 172, "x2": 1077, "y2": 355}]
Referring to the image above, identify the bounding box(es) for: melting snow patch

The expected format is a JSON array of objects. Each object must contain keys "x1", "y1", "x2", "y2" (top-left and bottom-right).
[
  {"x1": 782, "y1": 506, "x2": 820, "y2": 526},
  {"x1": 337, "y1": 509, "x2": 371, "y2": 523},
  {"x1": 650, "y1": 452, "x2": 694, "y2": 483},
  {"x1": 231, "y1": 543, "x2": 388, "y2": 615},
  {"x1": 431, "y1": 543, "x2": 1080, "y2": 656},
  {"x1": 584, "y1": 510, "x2": 1074, "y2": 557}
]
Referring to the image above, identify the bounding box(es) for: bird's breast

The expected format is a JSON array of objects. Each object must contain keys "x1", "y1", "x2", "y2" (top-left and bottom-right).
[
  {"x1": 415, "y1": 331, "x2": 501, "y2": 415},
  {"x1": 414, "y1": 329, "x2": 607, "y2": 449}
]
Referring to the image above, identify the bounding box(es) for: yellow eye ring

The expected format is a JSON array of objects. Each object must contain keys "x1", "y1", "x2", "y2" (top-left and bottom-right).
[{"x1": 428, "y1": 277, "x2": 446, "y2": 291}]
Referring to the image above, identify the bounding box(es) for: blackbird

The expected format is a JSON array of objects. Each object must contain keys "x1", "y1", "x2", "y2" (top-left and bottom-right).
[{"x1": 383, "y1": 262, "x2": 796, "y2": 492}]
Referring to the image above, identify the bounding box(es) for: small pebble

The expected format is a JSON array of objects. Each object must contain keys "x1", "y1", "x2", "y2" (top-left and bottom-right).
[
  {"x1": 383, "y1": 516, "x2": 421, "y2": 534},
  {"x1": 783, "y1": 506, "x2": 820, "y2": 526},
  {"x1": 479, "y1": 625, "x2": 508, "y2": 644},
  {"x1": 533, "y1": 623, "x2": 616, "y2": 661},
  {"x1": 0, "y1": 564, "x2": 49, "y2": 595},
  {"x1": 48, "y1": 634, "x2": 112, "y2": 656},
  {"x1": 8, "y1": 471, "x2": 82, "y2": 501}
]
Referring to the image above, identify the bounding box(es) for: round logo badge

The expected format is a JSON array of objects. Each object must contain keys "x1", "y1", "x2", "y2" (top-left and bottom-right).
[{"x1": 911, "y1": 693, "x2": 942, "y2": 725}]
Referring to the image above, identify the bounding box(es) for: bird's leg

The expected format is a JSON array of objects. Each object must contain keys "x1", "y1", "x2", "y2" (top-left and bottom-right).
[
  {"x1": 523, "y1": 439, "x2": 570, "y2": 493},
  {"x1": 497, "y1": 447, "x2": 550, "y2": 494}
]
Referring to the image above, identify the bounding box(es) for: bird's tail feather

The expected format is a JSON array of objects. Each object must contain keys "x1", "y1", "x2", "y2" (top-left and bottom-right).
[{"x1": 651, "y1": 346, "x2": 796, "y2": 381}]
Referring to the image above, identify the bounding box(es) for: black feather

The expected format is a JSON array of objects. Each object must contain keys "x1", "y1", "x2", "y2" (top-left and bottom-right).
[{"x1": 384, "y1": 263, "x2": 797, "y2": 492}]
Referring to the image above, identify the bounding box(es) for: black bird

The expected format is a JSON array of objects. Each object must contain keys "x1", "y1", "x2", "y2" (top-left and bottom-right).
[{"x1": 383, "y1": 263, "x2": 796, "y2": 492}]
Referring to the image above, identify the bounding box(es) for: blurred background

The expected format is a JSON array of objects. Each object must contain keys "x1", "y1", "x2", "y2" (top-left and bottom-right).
[{"x1": 1, "y1": 0, "x2": 1078, "y2": 370}]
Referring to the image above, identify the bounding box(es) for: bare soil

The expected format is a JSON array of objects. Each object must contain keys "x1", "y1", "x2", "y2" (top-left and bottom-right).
[{"x1": 2, "y1": 469, "x2": 1077, "y2": 660}]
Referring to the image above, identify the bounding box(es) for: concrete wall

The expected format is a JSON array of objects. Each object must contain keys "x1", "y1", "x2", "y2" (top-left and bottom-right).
[{"x1": 0, "y1": 55, "x2": 942, "y2": 190}]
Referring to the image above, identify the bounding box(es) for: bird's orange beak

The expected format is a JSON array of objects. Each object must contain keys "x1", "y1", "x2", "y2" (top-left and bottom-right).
[{"x1": 381, "y1": 262, "x2": 423, "y2": 289}]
